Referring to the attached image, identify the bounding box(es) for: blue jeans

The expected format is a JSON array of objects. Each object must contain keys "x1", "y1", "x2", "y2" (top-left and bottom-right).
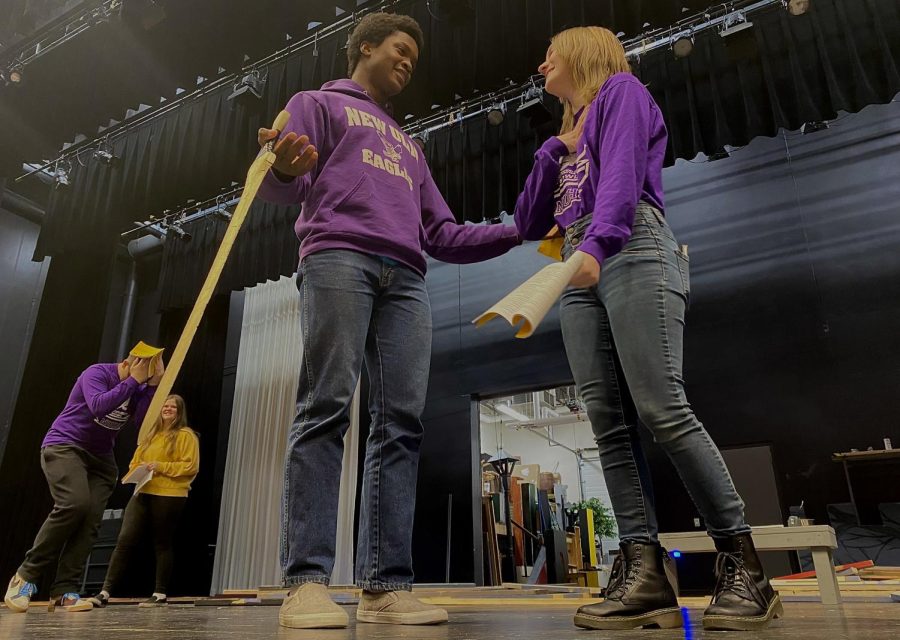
[
  {"x1": 281, "y1": 250, "x2": 432, "y2": 591},
  {"x1": 560, "y1": 204, "x2": 750, "y2": 542}
]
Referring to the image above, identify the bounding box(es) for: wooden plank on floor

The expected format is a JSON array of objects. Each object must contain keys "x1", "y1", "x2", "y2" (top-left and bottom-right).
[{"x1": 858, "y1": 567, "x2": 900, "y2": 580}]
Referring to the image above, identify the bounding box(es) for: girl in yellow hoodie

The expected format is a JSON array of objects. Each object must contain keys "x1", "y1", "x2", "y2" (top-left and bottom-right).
[{"x1": 89, "y1": 394, "x2": 199, "y2": 608}]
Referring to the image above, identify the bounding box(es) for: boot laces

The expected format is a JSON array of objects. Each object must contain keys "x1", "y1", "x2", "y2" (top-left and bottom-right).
[
  {"x1": 605, "y1": 548, "x2": 642, "y2": 602},
  {"x1": 713, "y1": 552, "x2": 766, "y2": 609}
]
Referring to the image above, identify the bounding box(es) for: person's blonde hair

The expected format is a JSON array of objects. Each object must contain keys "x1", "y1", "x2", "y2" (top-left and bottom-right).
[
  {"x1": 138, "y1": 394, "x2": 192, "y2": 456},
  {"x1": 550, "y1": 26, "x2": 631, "y2": 134}
]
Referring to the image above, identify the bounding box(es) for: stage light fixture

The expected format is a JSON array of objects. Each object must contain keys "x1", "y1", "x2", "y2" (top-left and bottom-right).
[
  {"x1": 786, "y1": 0, "x2": 811, "y2": 16},
  {"x1": 93, "y1": 139, "x2": 119, "y2": 166},
  {"x1": 412, "y1": 131, "x2": 428, "y2": 150},
  {"x1": 517, "y1": 89, "x2": 552, "y2": 128},
  {"x1": 2, "y1": 65, "x2": 23, "y2": 86},
  {"x1": 486, "y1": 104, "x2": 505, "y2": 127},
  {"x1": 719, "y1": 11, "x2": 753, "y2": 38},
  {"x1": 801, "y1": 121, "x2": 828, "y2": 135},
  {"x1": 54, "y1": 160, "x2": 72, "y2": 187},
  {"x1": 672, "y1": 34, "x2": 694, "y2": 59},
  {"x1": 93, "y1": 149, "x2": 118, "y2": 165},
  {"x1": 228, "y1": 69, "x2": 265, "y2": 102},
  {"x1": 213, "y1": 204, "x2": 233, "y2": 221},
  {"x1": 167, "y1": 223, "x2": 192, "y2": 242},
  {"x1": 627, "y1": 54, "x2": 641, "y2": 74}
]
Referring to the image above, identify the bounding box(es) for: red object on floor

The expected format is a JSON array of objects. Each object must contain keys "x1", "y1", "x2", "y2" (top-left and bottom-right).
[{"x1": 775, "y1": 559, "x2": 874, "y2": 580}]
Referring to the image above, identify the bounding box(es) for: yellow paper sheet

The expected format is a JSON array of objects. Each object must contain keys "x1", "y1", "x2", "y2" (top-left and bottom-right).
[{"x1": 130, "y1": 341, "x2": 164, "y2": 359}]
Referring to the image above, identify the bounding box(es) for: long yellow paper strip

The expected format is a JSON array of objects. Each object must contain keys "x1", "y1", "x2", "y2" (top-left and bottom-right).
[{"x1": 137, "y1": 110, "x2": 292, "y2": 444}]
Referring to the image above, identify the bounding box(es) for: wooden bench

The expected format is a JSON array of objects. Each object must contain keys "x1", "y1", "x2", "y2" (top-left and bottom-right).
[{"x1": 658, "y1": 525, "x2": 841, "y2": 604}]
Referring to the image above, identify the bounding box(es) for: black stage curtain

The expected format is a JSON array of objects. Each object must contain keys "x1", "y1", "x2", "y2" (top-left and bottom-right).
[
  {"x1": 157, "y1": 201, "x2": 299, "y2": 310},
  {"x1": 36, "y1": 0, "x2": 900, "y2": 306},
  {"x1": 0, "y1": 2, "x2": 720, "y2": 176},
  {"x1": 0, "y1": 235, "x2": 119, "y2": 594}
]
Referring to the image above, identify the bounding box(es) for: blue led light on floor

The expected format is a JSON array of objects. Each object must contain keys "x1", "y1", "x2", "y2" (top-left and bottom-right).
[
  {"x1": 672, "y1": 550, "x2": 682, "y2": 558},
  {"x1": 681, "y1": 607, "x2": 693, "y2": 639}
]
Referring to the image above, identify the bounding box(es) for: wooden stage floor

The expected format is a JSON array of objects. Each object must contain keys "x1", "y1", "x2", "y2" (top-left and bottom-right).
[{"x1": 1, "y1": 592, "x2": 898, "y2": 640}]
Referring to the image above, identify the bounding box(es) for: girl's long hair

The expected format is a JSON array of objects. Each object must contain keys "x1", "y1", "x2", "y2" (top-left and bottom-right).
[
  {"x1": 138, "y1": 394, "x2": 192, "y2": 457},
  {"x1": 551, "y1": 26, "x2": 631, "y2": 134}
]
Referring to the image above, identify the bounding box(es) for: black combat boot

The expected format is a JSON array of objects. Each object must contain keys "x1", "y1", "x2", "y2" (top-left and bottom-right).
[
  {"x1": 574, "y1": 541, "x2": 682, "y2": 630},
  {"x1": 703, "y1": 533, "x2": 784, "y2": 630}
]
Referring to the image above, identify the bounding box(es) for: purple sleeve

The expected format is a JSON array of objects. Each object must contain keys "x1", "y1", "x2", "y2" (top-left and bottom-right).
[
  {"x1": 257, "y1": 92, "x2": 328, "y2": 205},
  {"x1": 131, "y1": 385, "x2": 157, "y2": 428},
  {"x1": 82, "y1": 368, "x2": 141, "y2": 418},
  {"x1": 513, "y1": 137, "x2": 569, "y2": 240},
  {"x1": 420, "y1": 169, "x2": 522, "y2": 263},
  {"x1": 577, "y1": 79, "x2": 651, "y2": 265}
]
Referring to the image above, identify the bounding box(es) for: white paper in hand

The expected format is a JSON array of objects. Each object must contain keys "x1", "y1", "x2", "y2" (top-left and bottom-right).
[
  {"x1": 473, "y1": 252, "x2": 585, "y2": 338},
  {"x1": 122, "y1": 464, "x2": 154, "y2": 496}
]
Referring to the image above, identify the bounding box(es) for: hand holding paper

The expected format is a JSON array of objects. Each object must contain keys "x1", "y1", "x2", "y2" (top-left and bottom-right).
[
  {"x1": 122, "y1": 463, "x2": 154, "y2": 496},
  {"x1": 473, "y1": 252, "x2": 586, "y2": 338},
  {"x1": 569, "y1": 251, "x2": 600, "y2": 288}
]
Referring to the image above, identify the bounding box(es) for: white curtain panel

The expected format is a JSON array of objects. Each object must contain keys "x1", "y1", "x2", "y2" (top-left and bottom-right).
[{"x1": 211, "y1": 275, "x2": 359, "y2": 594}]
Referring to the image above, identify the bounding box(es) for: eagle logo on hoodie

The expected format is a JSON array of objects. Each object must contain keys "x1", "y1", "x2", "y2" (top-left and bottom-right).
[{"x1": 377, "y1": 130, "x2": 403, "y2": 164}]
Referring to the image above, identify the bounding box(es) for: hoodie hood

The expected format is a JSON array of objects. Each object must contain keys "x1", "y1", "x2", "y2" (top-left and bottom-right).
[{"x1": 319, "y1": 79, "x2": 394, "y2": 116}]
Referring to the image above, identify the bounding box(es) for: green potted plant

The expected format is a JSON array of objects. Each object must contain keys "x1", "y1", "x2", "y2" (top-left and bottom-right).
[{"x1": 570, "y1": 497, "x2": 617, "y2": 560}]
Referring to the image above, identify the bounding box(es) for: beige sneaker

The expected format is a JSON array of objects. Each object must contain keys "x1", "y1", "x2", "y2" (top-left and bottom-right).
[
  {"x1": 4, "y1": 573, "x2": 38, "y2": 613},
  {"x1": 49, "y1": 593, "x2": 93, "y2": 612},
  {"x1": 278, "y1": 583, "x2": 349, "y2": 629},
  {"x1": 356, "y1": 590, "x2": 448, "y2": 625}
]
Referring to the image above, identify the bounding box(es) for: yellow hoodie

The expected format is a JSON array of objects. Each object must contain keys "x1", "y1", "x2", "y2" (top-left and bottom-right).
[{"x1": 128, "y1": 428, "x2": 200, "y2": 498}]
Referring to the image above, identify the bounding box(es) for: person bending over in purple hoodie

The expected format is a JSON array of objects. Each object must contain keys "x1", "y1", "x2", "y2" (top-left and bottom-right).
[
  {"x1": 255, "y1": 11, "x2": 521, "y2": 630},
  {"x1": 5, "y1": 354, "x2": 161, "y2": 613}
]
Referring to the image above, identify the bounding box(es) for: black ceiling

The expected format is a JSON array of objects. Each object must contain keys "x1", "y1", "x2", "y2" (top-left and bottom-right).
[{"x1": 0, "y1": 0, "x2": 717, "y2": 174}]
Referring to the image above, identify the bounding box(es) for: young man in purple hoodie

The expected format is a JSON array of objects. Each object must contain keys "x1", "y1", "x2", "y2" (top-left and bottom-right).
[
  {"x1": 256, "y1": 11, "x2": 520, "y2": 629},
  {"x1": 4, "y1": 355, "x2": 160, "y2": 613}
]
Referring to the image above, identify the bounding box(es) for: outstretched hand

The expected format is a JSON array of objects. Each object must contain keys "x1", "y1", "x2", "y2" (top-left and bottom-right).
[{"x1": 258, "y1": 127, "x2": 318, "y2": 179}]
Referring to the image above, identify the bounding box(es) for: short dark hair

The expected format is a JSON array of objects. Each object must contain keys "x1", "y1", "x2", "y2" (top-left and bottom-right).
[{"x1": 346, "y1": 12, "x2": 424, "y2": 75}]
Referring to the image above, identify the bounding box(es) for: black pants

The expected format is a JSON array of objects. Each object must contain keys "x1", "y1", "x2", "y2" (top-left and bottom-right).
[
  {"x1": 19, "y1": 445, "x2": 118, "y2": 596},
  {"x1": 103, "y1": 493, "x2": 187, "y2": 594}
]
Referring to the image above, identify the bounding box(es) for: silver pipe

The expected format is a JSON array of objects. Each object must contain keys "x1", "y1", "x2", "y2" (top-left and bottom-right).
[
  {"x1": 127, "y1": 234, "x2": 165, "y2": 258},
  {"x1": 1, "y1": 189, "x2": 44, "y2": 224},
  {"x1": 625, "y1": 0, "x2": 780, "y2": 58},
  {"x1": 445, "y1": 493, "x2": 453, "y2": 583},
  {"x1": 21, "y1": 163, "x2": 56, "y2": 187},
  {"x1": 577, "y1": 456, "x2": 586, "y2": 503},
  {"x1": 122, "y1": 195, "x2": 238, "y2": 239},
  {"x1": 115, "y1": 260, "x2": 138, "y2": 361},
  {"x1": 514, "y1": 424, "x2": 580, "y2": 457}
]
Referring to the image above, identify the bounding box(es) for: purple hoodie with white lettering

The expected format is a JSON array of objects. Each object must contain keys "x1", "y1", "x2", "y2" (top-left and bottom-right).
[
  {"x1": 42, "y1": 364, "x2": 156, "y2": 457},
  {"x1": 514, "y1": 73, "x2": 668, "y2": 265},
  {"x1": 258, "y1": 79, "x2": 521, "y2": 275}
]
